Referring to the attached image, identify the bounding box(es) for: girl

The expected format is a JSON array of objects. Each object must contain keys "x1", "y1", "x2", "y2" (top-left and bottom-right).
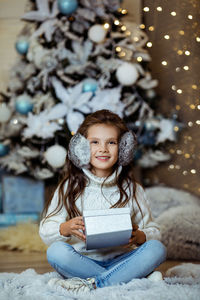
[{"x1": 39, "y1": 109, "x2": 167, "y2": 293}]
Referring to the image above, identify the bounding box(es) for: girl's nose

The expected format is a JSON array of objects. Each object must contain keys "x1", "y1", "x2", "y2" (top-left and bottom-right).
[{"x1": 99, "y1": 143, "x2": 108, "y2": 152}]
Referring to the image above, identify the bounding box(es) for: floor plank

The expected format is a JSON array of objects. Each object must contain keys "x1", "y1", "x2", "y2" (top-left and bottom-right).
[{"x1": 0, "y1": 249, "x2": 199, "y2": 276}]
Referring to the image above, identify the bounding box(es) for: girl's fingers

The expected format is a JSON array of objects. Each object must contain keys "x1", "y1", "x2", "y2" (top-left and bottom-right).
[
  {"x1": 73, "y1": 230, "x2": 86, "y2": 241},
  {"x1": 73, "y1": 224, "x2": 85, "y2": 230}
]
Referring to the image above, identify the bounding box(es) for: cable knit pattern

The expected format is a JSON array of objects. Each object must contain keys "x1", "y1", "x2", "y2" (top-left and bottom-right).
[{"x1": 39, "y1": 167, "x2": 161, "y2": 261}]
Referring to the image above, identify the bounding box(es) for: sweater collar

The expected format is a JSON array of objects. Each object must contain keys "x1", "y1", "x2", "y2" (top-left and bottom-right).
[{"x1": 82, "y1": 166, "x2": 122, "y2": 186}]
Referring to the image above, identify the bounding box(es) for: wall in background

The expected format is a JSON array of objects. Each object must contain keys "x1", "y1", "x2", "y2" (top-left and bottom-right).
[{"x1": 142, "y1": 0, "x2": 200, "y2": 196}]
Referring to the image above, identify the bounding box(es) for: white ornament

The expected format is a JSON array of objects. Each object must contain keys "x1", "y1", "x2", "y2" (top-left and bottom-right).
[
  {"x1": 0, "y1": 104, "x2": 12, "y2": 123},
  {"x1": 88, "y1": 25, "x2": 107, "y2": 43},
  {"x1": 45, "y1": 145, "x2": 67, "y2": 168},
  {"x1": 156, "y1": 119, "x2": 177, "y2": 144},
  {"x1": 116, "y1": 63, "x2": 139, "y2": 86}
]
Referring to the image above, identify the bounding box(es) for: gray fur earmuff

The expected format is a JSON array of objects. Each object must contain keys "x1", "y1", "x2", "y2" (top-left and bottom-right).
[
  {"x1": 68, "y1": 131, "x2": 137, "y2": 168},
  {"x1": 118, "y1": 131, "x2": 137, "y2": 166},
  {"x1": 68, "y1": 133, "x2": 91, "y2": 168}
]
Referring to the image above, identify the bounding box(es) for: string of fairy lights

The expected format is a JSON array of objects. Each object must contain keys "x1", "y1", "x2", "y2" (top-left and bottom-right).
[
  {"x1": 140, "y1": 1, "x2": 200, "y2": 194},
  {"x1": 101, "y1": 3, "x2": 200, "y2": 194}
]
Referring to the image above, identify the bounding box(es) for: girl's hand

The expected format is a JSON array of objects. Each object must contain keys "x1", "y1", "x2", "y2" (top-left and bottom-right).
[
  {"x1": 60, "y1": 216, "x2": 86, "y2": 241},
  {"x1": 123, "y1": 224, "x2": 146, "y2": 248}
]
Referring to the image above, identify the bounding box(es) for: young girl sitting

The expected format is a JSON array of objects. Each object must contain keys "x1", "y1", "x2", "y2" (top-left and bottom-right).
[{"x1": 39, "y1": 109, "x2": 167, "y2": 293}]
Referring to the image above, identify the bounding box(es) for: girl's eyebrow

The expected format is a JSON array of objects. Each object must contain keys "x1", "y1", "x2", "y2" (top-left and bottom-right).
[{"x1": 88, "y1": 137, "x2": 118, "y2": 141}]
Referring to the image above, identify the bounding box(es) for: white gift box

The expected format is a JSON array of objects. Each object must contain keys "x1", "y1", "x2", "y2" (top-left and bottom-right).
[{"x1": 83, "y1": 208, "x2": 132, "y2": 250}]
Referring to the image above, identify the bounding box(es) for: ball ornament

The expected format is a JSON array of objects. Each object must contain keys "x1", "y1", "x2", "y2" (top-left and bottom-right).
[
  {"x1": 0, "y1": 143, "x2": 9, "y2": 157},
  {"x1": 15, "y1": 38, "x2": 29, "y2": 55},
  {"x1": 82, "y1": 78, "x2": 98, "y2": 93},
  {"x1": 45, "y1": 145, "x2": 67, "y2": 168},
  {"x1": 88, "y1": 25, "x2": 107, "y2": 43},
  {"x1": 15, "y1": 95, "x2": 33, "y2": 115},
  {"x1": 58, "y1": 0, "x2": 78, "y2": 15},
  {"x1": 116, "y1": 62, "x2": 139, "y2": 86}
]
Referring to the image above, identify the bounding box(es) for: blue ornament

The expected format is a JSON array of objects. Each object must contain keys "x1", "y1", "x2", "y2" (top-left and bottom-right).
[
  {"x1": 138, "y1": 131, "x2": 156, "y2": 146},
  {"x1": 58, "y1": 0, "x2": 78, "y2": 15},
  {"x1": 15, "y1": 38, "x2": 29, "y2": 55},
  {"x1": 0, "y1": 143, "x2": 9, "y2": 157},
  {"x1": 15, "y1": 95, "x2": 33, "y2": 115},
  {"x1": 134, "y1": 149, "x2": 142, "y2": 161},
  {"x1": 82, "y1": 79, "x2": 98, "y2": 93}
]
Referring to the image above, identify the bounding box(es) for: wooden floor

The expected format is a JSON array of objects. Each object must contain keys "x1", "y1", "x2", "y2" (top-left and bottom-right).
[{"x1": 0, "y1": 249, "x2": 199, "y2": 276}]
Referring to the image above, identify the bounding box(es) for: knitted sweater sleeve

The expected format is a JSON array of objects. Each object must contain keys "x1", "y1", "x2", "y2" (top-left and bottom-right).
[
  {"x1": 39, "y1": 185, "x2": 71, "y2": 246},
  {"x1": 132, "y1": 184, "x2": 161, "y2": 241}
]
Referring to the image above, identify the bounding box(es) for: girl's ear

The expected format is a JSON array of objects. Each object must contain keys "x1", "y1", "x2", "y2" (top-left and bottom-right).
[
  {"x1": 68, "y1": 133, "x2": 91, "y2": 169},
  {"x1": 118, "y1": 131, "x2": 137, "y2": 166}
]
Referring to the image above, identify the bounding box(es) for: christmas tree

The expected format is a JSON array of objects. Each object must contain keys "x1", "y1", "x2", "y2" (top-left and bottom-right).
[{"x1": 0, "y1": 0, "x2": 181, "y2": 180}]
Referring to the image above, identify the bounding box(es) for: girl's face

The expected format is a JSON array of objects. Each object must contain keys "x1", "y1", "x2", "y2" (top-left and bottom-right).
[{"x1": 87, "y1": 124, "x2": 119, "y2": 177}]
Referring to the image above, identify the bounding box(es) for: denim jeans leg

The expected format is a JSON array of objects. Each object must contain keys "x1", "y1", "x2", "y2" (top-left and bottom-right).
[
  {"x1": 47, "y1": 241, "x2": 105, "y2": 279},
  {"x1": 95, "y1": 240, "x2": 167, "y2": 288}
]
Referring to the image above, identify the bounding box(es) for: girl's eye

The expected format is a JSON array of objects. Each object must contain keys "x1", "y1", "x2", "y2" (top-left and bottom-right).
[
  {"x1": 109, "y1": 141, "x2": 117, "y2": 145},
  {"x1": 91, "y1": 140, "x2": 98, "y2": 144}
]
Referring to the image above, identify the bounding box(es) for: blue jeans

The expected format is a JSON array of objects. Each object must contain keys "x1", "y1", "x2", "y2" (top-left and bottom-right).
[{"x1": 47, "y1": 240, "x2": 167, "y2": 288}]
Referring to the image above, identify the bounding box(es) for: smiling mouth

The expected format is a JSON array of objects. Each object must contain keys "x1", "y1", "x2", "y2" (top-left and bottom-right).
[{"x1": 96, "y1": 156, "x2": 110, "y2": 160}]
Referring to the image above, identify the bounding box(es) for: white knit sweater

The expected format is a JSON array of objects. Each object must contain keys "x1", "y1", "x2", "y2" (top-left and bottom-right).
[{"x1": 39, "y1": 167, "x2": 161, "y2": 261}]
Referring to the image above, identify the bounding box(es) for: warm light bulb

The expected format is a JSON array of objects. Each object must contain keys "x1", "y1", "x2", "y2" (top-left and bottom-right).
[
  {"x1": 192, "y1": 84, "x2": 197, "y2": 89},
  {"x1": 190, "y1": 104, "x2": 195, "y2": 109},
  {"x1": 147, "y1": 42, "x2": 152, "y2": 47},
  {"x1": 172, "y1": 85, "x2": 176, "y2": 90},
  {"x1": 121, "y1": 9, "x2": 128, "y2": 14},
  {"x1": 196, "y1": 120, "x2": 200, "y2": 125},
  {"x1": 174, "y1": 126, "x2": 179, "y2": 132},
  {"x1": 171, "y1": 11, "x2": 176, "y2": 16},
  {"x1": 177, "y1": 89, "x2": 182, "y2": 94},
  {"x1": 183, "y1": 66, "x2": 189, "y2": 70},
  {"x1": 116, "y1": 46, "x2": 121, "y2": 52},
  {"x1": 149, "y1": 26, "x2": 154, "y2": 31},
  {"x1": 164, "y1": 35, "x2": 170, "y2": 39},
  {"x1": 188, "y1": 15, "x2": 193, "y2": 19},
  {"x1": 121, "y1": 25, "x2": 126, "y2": 31},
  {"x1": 196, "y1": 37, "x2": 200, "y2": 42},
  {"x1": 104, "y1": 23, "x2": 110, "y2": 29},
  {"x1": 179, "y1": 30, "x2": 185, "y2": 35},
  {"x1": 143, "y1": 7, "x2": 150, "y2": 12},
  {"x1": 185, "y1": 51, "x2": 190, "y2": 55},
  {"x1": 114, "y1": 19, "x2": 120, "y2": 25},
  {"x1": 119, "y1": 51, "x2": 126, "y2": 57},
  {"x1": 169, "y1": 164, "x2": 175, "y2": 169},
  {"x1": 162, "y1": 61, "x2": 167, "y2": 66},
  {"x1": 177, "y1": 149, "x2": 182, "y2": 154},
  {"x1": 156, "y1": 6, "x2": 162, "y2": 11},
  {"x1": 137, "y1": 56, "x2": 143, "y2": 62},
  {"x1": 197, "y1": 105, "x2": 200, "y2": 110},
  {"x1": 140, "y1": 24, "x2": 145, "y2": 29},
  {"x1": 133, "y1": 37, "x2": 139, "y2": 42},
  {"x1": 177, "y1": 50, "x2": 183, "y2": 55},
  {"x1": 191, "y1": 169, "x2": 196, "y2": 174}
]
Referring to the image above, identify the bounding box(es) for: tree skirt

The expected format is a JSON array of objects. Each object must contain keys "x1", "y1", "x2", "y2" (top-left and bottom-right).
[{"x1": 0, "y1": 267, "x2": 200, "y2": 300}]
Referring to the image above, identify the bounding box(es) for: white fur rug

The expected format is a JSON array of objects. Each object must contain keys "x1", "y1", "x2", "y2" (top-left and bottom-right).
[{"x1": 0, "y1": 264, "x2": 200, "y2": 300}]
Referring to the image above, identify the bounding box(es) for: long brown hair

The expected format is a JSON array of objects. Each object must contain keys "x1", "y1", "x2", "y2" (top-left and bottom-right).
[{"x1": 43, "y1": 109, "x2": 142, "y2": 221}]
